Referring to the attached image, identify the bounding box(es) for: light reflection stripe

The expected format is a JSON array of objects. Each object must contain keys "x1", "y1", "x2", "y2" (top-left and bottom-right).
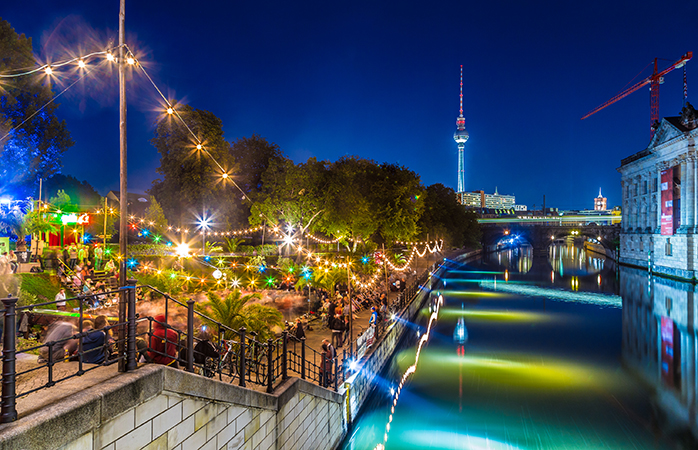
[{"x1": 479, "y1": 280, "x2": 622, "y2": 308}]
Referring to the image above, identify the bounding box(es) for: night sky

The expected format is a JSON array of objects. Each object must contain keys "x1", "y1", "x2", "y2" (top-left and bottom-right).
[{"x1": 3, "y1": 1, "x2": 697, "y2": 210}]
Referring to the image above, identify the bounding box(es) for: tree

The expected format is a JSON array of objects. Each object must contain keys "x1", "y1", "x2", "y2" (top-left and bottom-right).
[
  {"x1": 150, "y1": 105, "x2": 235, "y2": 227},
  {"x1": 417, "y1": 183, "x2": 481, "y2": 249},
  {"x1": 195, "y1": 290, "x2": 283, "y2": 341},
  {"x1": 22, "y1": 209, "x2": 58, "y2": 242},
  {"x1": 316, "y1": 157, "x2": 424, "y2": 251},
  {"x1": 229, "y1": 135, "x2": 288, "y2": 228},
  {"x1": 0, "y1": 19, "x2": 73, "y2": 197},
  {"x1": 143, "y1": 196, "x2": 168, "y2": 230},
  {"x1": 48, "y1": 190, "x2": 73, "y2": 212},
  {"x1": 249, "y1": 157, "x2": 330, "y2": 232},
  {"x1": 42, "y1": 174, "x2": 100, "y2": 208}
]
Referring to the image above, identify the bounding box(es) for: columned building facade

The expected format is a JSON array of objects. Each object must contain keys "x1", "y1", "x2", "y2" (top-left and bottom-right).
[{"x1": 619, "y1": 103, "x2": 698, "y2": 280}]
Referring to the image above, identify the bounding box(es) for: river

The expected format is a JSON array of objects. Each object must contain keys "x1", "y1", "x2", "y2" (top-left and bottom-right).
[{"x1": 341, "y1": 243, "x2": 697, "y2": 450}]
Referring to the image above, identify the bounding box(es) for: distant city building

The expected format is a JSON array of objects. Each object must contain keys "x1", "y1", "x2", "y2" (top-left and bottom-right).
[
  {"x1": 453, "y1": 65, "x2": 469, "y2": 194},
  {"x1": 514, "y1": 204, "x2": 528, "y2": 211},
  {"x1": 618, "y1": 103, "x2": 698, "y2": 280},
  {"x1": 458, "y1": 187, "x2": 516, "y2": 209},
  {"x1": 594, "y1": 188, "x2": 607, "y2": 211}
]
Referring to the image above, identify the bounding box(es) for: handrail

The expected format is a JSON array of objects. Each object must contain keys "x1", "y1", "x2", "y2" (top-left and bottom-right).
[{"x1": 0, "y1": 265, "x2": 438, "y2": 422}]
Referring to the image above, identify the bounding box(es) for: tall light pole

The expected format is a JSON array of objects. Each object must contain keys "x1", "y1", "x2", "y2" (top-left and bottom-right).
[
  {"x1": 198, "y1": 214, "x2": 211, "y2": 255},
  {"x1": 117, "y1": 0, "x2": 128, "y2": 373}
]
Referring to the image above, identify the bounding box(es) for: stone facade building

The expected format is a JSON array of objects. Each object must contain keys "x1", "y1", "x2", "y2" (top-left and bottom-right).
[{"x1": 619, "y1": 103, "x2": 698, "y2": 280}]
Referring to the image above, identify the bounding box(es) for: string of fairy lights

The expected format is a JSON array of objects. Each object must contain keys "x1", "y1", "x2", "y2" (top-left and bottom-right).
[
  {"x1": 2, "y1": 37, "x2": 444, "y2": 291},
  {"x1": 374, "y1": 292, "x2": 444, "y2": 450}
]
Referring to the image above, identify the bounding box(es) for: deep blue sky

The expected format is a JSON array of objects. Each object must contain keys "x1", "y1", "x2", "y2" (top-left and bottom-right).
[{"x1": 3, "y1": 0, "x2": 697, "y2": 210}]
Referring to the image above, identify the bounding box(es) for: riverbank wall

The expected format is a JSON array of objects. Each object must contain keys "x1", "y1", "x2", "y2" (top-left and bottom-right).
[{"x1": 342, "y1": 249, "x2": 481, "y2": 425}]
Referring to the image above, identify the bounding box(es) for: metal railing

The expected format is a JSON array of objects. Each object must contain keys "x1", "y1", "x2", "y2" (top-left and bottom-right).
[
  {"x1": 0, "y1": 264, "x2": 437, "y2": 423},
  {"x1": 1, "y1": 282, "x2": 137, "y2": 423}
]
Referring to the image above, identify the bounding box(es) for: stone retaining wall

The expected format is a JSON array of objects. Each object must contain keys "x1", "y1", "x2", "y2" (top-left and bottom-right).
[{"x1": 0, "y1": 365, "x2": 343, "y2": 450}]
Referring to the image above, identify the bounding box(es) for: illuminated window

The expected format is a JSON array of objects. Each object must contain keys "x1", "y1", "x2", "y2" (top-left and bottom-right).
[{"x1": 665, "y1": 238, "x2": 672, "y2": 256}]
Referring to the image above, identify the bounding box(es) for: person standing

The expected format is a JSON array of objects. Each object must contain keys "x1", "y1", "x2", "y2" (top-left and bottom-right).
[
  {"x1": 294, "y1": 317, "x2": 306, "y2": 341},
  {"x1": 77, "y1": 245, "x2": 86, "y2": 266},
  {"x1": 331, "y1": 313, "x2": 344, "y2": 349},
  {"x1": 55, "y1": 288, "x2": 67, "y2": 311},
  {"x1": 369, "y1": 306, "x2": 378, "y2": 327},
  {"x1": 94, "y1": 244, "x2": 103, "y2": 270},
  {"x1": 68, "y1": 244, "x2": 78, "y2": 270}
]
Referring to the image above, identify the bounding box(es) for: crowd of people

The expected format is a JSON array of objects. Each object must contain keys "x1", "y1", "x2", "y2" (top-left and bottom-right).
[{"x1": 37, "y1": 315, "x2": 115, "y2": 365}]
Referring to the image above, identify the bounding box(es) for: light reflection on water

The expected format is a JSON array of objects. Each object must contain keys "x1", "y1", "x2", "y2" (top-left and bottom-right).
[{"x1": 342, "y1": 246, "x2": 692, "y2": 450}]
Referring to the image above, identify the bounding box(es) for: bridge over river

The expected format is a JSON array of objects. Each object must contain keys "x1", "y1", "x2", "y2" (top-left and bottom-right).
[{"x1": 478, "y1": 214, "x2": 621, "y2": 257}]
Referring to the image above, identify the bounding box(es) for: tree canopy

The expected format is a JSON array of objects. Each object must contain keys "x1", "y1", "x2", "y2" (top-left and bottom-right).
[
  {"x1": 417, "y1": 183, "x2": 481, "y2": 249},
  {"x1": 150, "y1": 105, "x2": 235, "y2": 227},
  {"x1": 0, "y1": 19, "x2": 73, "y2": 198}
]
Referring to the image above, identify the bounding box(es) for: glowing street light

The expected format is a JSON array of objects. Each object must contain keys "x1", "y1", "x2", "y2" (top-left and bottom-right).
[
  {"x1": 175, "y1": 243, "x2": 190, "y2": 258},
  {"x1": 198, "y1": 214, "x2": 212, "y2": 254}
]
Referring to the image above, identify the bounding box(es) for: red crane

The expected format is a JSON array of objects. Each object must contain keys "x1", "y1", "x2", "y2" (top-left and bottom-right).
[{"x1": 582, "y1": 52, "x2": 692, "y2": 139}]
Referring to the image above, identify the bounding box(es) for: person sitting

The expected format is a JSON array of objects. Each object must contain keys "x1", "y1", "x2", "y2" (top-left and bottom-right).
[
  {"x1": 104, "y1": 259, "x2": 116, "y2": 276},
  {"x1": 94, "y1": 315, "x2": 114, "y2": 360},
  {"x1": 193, "y1": 329, "x2": 219, "y2": 376},
  {"x1": 80, "y1": 320, "x2": 106, "y2": 364},
  {"x1": 148, "y1": 314, "x2": 179, "y2": 368}
]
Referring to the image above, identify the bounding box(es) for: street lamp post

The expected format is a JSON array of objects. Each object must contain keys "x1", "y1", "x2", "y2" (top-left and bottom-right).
[
  {"x1": 117, "y1": 0, "x2": 129, "y2": 373},
  {"x1": 198, "y1": 213, "x2": 211, "y2": 255}
]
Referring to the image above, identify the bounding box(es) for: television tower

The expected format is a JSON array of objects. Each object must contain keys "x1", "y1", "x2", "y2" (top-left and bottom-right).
[{"x1": 454, "y1": 65, "x2": 469, "y2": 193}]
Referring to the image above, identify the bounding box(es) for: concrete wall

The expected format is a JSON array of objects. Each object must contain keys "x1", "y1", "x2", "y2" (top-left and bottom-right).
[{"x1": 0, "y1": 365, "x2": 343, "y2": 450}]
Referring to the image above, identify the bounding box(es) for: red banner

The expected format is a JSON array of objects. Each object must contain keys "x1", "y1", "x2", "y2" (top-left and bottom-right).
[
  {"x1": 661, "y1": 316, "x2": 674, "y2": 387},
  {"x1": 661, "y1": 168, "x2": 674, "y2": 235}
]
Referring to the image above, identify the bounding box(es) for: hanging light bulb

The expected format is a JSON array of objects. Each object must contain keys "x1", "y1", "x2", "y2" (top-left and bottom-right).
[
  {"x1": 106, "y1": 52, "x2": 115, "y2": 61},
  {"x1": 126, "y1": 55, "x2": 135, "y2": 65},
  {"x1": 196, "y1": 144, "x2": 202, "y2": 150},
  {"x1": 77, "y1": 59, "x2": 86, "y2": 68},
  {"x1": 44, "y1": 66, "x2": 53, "y2": 75},
  {"x1": 166, "y1": 107, "x2": 174, "y2": 115}
]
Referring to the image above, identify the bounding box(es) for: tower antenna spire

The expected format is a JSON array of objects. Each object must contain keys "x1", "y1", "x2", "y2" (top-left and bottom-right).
[{"x1": 460, "y1": 65, "x2": 463, "y2": 116}]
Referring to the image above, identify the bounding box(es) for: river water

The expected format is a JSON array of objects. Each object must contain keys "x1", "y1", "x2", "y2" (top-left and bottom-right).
[{"x1": 342, "y1": 244, "x2": 696, "y2": 450}]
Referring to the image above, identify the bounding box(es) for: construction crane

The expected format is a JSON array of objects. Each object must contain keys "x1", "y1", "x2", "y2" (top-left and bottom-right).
[{"x1": 581, "y1": 52, "x2": 692, "y2": 139}]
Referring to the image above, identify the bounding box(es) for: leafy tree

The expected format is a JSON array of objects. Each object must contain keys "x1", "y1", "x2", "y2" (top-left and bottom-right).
[
  {"x1": 316, "y1": 157, "x2": 424, "y2": 250},
  {"x1": 195, "y1": 290, "x2": 283, "y2": 341},
  {"x1": 0, "y1": 19, "x2": 74, "y2": 197},
  {"x1": 22, "y1": 209, "x2": 58, "y2": 243},
  {"x1": 48, "y1": 190, "x2": 74, "y2": 212},
  {"x1": 229, "y1": 134, "x2": 288, "y2": 228},
  {"x1": 417, "y1": 183, "x2": 481, "y2": 249},
  {"x1": 143, "y1": 196, "x2": 168, "y2": 230},
  {"x1": 297, "y1": 267, "x2": 347, "y2": 296},
  {"x1": 150, "y1": 105, "x2": 235, "y2": 227},
  {"x1": 42, "y1": 174, "x2": 100, "y2": 208},
  {"x1": 250, "y1": 157, "x2": 330, "y2": 232}
]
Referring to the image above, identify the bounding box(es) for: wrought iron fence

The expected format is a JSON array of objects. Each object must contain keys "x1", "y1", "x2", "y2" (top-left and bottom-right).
[{"x1": 0, "y1": 261, "x2": 439, "y2": 423}]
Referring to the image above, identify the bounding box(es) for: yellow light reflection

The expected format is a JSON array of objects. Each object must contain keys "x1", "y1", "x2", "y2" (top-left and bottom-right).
[
  {"x1": 399, "y1": 350, "x2": 606, "y2": 391},
  {"x1": 439, "y1": 309, "x2": 549, "y2": 323}
]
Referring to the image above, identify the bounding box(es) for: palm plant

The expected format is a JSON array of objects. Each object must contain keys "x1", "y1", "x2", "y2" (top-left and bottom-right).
[
  {"x1": 224, "y1": 236, "x2": 244, "y2": 253},
  {"x1": 195, "y1": 290, "x2": 283, "y2": 341}
]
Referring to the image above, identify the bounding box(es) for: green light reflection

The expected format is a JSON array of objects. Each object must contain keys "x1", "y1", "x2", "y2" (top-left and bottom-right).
[{"x1": 439, "y1": 308, "x2": 549, "y2": 323}]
